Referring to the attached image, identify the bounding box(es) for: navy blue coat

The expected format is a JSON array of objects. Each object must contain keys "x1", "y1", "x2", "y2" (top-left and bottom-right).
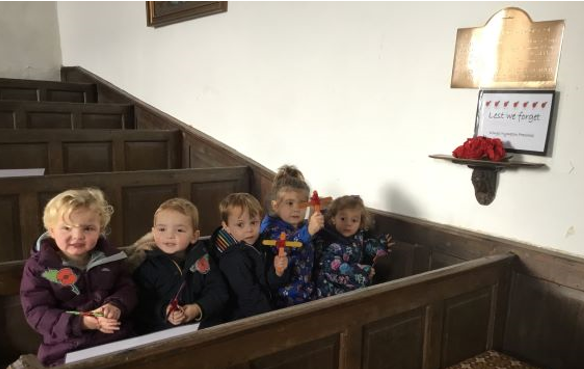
[
  {"x1": 133, "y1": 241, "x2": 228, "y2": 334},
  {"x1": 210, "y1": 227, "x2": 289, "y2": 321}
]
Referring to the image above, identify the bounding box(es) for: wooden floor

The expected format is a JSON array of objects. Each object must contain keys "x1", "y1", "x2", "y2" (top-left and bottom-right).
[{"x1": 445, "y1": 351, "x2": 544, "y2": 369}]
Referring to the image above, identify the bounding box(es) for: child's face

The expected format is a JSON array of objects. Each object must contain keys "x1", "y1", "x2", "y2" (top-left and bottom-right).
[
  {"x1": 48, "y1": 207, "x2": 101, "y2": 262},
  {"x1": 272, "y1": 190, "x2": 307, "y2": 228},
  {"x1": 222, "y1": 207, "x2": 261, "y2": 245},
  {"x1": 332, "y1": 208, "x2": 362, "y2": 237},
  {"x1": 152, "y1": 209, "x2": 200, "y2": 255}
]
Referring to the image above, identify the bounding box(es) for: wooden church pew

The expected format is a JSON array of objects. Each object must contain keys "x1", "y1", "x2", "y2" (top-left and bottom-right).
[
  {"x1": 0, "y1": 101, "x2": 135, "y2": 129},
  {"x1": 0, "y1": 78, "x2": 97, "y2": 103},
  {"x1": 0, "y1": 129, "x2": 181, "y2": 174},
  {"x1": 3, "y1": 252, "x2": 515, "y2": 369},
  {"x1": 0, "y1": 166, "x2": 251, "y2": 262}
]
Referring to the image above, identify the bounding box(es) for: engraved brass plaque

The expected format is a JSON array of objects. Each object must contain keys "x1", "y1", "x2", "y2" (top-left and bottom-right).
[{"x1": 451, "y1": 7, "x2": 564, "y2": 88}]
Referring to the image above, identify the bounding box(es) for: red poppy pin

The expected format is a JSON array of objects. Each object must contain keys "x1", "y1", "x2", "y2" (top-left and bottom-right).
[
  {"x1": 42, "y1": 267, "x2": 80, "y2": 295},
  {"x1": 194, "y1": 254, "x2": 210, "y2": 274}
]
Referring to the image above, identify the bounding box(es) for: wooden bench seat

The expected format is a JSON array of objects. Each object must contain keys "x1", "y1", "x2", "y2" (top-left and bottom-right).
[
  {"x1": 0, "y1": 129, "x2": 181, "y2": 174},
  {"x1": 0, "y1": 101, "x2": 134, "y2": 129},
  {"x1": 0, "y1": 78, "x2": 97, "y2": 103},
  {"x1": 0, "y1": 166, "x2": 251, "y2": 262},
  {"x1": 2, "y1": 253, "x2": 515, "y2": 368}
]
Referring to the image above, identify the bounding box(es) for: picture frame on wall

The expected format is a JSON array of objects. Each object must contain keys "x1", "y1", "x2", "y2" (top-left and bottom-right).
[
  {"x1": 475, "y1": 90, "x2": 555, "y2": 155},
  {"x1": 146, "y1": 1, "x2": 228, "y2": 28}
]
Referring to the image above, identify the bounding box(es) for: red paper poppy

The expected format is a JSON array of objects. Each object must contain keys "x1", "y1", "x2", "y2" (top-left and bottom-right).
[
  {"x1": 452, "y1": 136, "x2": 506, "y2": 162},
  {"x1": 56, "y1": 268, "x2": 78, "y2": 286}
]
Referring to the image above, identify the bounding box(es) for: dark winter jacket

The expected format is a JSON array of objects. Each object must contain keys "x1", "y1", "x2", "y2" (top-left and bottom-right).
[
  {"x1": 20, "y1": 233, "x2": 137, "y2": 367},
  {"x1": 133, "y1": 240, "x2": 228, "y2": 334},
  {"x1": 210, "y1": 227, "x2": 289, "y2": 321},
  {"x1": 260, "y1": 215, "x2": 315, "y2": 307}
]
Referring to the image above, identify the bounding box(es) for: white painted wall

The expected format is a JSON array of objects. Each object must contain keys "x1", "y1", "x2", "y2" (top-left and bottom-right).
[
  {"x1": 0, "y1": 2, "x2": 61, "y2": 80},
  {"x1": 56, "y1": 2, "x2": 584, "y2": 257}
]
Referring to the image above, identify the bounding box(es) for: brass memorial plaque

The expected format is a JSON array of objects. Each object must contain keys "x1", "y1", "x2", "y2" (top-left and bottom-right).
[{"x1": 451, "y1": 7, "x2": 564, "y2": 88}]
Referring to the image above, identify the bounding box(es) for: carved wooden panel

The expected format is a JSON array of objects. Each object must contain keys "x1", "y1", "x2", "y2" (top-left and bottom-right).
[
  {"x1": 81, "y1": 112, "x2": 129, "y2": 129},
  {"x1": 441, "y1": 288, "x2": 492, "y2": 367},
  {"x1": 124, "y1": 141, "x2": 170, "y2": 171},
  {"x1": 0, "y1": 196, "x2": 21, "y2": 262},
  {"x1": 46, "y1": 89, "x2": 86, "y2": 103},
  {"x1": 0, "y1": 111, "x2": 14, "y2": 129},
  {"x1": 0, "y1": 167, "x2": 250, "y2": 260},
  {"x1": 250, "y1": 335, "x2": 339, "y2": 369},
  {"x1": 28, "y1": 111, "x2": 72, "y2": 129},
  {"x1": 122, "y1": 185, "x2": 179, "y2": 245},
  {"x1": 504, "y1": 272, "x2": 584, "y2": 369},
  {"x1": 362, "y1": 308, "x2": 425, "y2": 369},
  {"x1": 192, "y1": 181, "x2": 241, "y2": 235},
  {"x1": 63, "y1": 142, "x2": 113, "y2": 173},
  {"x1": 0, "y1": 296, "x2": 40, "y2": 367},
  {"x1": 0, "y1": 87, "x2": 37, "y2": 101},
  {"x1": 0, "y1": 143, "x2": 48, "y2": 170},
  {"x1": 0, "y1": 130, "x2": 180, "y2": 174},
  {"x1": 0, "y1": 78, "x2": 97, "y2": 103},
  {"x1": 0, "y1": 101, "x2": 134, "y2": 130},
  {"x1": 431, "y1": 251, "x2": 465, "y2": 270}
]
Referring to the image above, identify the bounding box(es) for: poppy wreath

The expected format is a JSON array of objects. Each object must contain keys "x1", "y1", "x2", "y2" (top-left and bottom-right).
[{"x1": 452, "y1": 136, "x2": 506, "y2": 162}]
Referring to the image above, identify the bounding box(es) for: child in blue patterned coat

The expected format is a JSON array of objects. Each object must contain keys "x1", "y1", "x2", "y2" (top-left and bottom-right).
[
  {"x1": 260, "y1": 165, "x2": 324, "y2": 307},
  {"x1": 313, "y1": 195, "x2": 393, "y2": 298}
]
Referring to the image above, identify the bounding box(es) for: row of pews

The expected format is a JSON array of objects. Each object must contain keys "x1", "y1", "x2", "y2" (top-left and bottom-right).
[{"x1": 0, "y1": 71, "x2": 580, "y2": 369}]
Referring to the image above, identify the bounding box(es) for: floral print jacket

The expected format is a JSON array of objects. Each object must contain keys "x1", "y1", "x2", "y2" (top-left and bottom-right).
[
  {"x1": 313, "y1": 226, "x2": 389, "y2": 299},
  {"x1": 260, "y1": 215, "x2": 314, "y2": 308}
]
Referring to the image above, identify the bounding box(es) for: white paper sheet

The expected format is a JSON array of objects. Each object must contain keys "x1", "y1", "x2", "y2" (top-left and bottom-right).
[
  {"x1": 65, "y1": 323, "x2": 200, "y2": 364},
  {"x1": 0, "y1": 168, "x2": 45, "y2": 178}
]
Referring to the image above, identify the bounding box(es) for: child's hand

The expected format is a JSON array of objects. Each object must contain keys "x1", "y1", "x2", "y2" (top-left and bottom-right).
[
  {"x1": 308, "y1": 211, "x2": 325, "y2": 235},
  {"x1": 369, "y1": 267, "x2": 376, "y2": 280},
  {"x1": 182, "y1": 303, "x2": 202, "y2": 323},
  {"x1": 99, "y1": 303, "x2": 121, "y2": 320},
  {"x1": 274, "y1": 252, "x2": 289, "y2": 277},
  {"x1": 82, "y1": 315, "x2": 120, "y2": 334},
  {"x1": 384, "y1": 234, "x2": 395, "y2": 251},
  {"x1": 166, "y1": 304, "x2": 186, "y2": 325}
]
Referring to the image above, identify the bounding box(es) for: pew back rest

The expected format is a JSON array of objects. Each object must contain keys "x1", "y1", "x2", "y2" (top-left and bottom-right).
[
  {"x1": 0, "y1": 78, "x2": 97, "y2": 103},
  {"x1": 0, "y1": 166, "x2": 251, "y2": 262},
  {"x1": 12, "y1": 253, "x2": 511, "y2": 369},
  {"x1": 0, "y1": 101, "x2": 135, "y2": 129},
  {"x1": 0, "y1": 129, "x2": 181, "y2": 174}
]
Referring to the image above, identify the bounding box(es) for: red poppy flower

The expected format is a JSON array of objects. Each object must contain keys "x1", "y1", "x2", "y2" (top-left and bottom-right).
[
  {"x1": 452, "y1": 136, "x2": 506, "y2": 162},
  {"x1": 195, "y1": 255, "x2": 210, "y2": 274},
  {"x1": 56, "y1": 268, "x2": 78, "y2": 286}
]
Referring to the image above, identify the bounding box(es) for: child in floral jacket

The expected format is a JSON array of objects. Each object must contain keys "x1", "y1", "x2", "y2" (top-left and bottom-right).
[
  {"x1": 133, "y1": 198, "x2": 228, "y2": 334},
  {"x1": 313, "y1": 195, "x2": 393, "y2": 298},
  {"x1": 20, "y1": 188, "x2": 136, "y2": 367}
]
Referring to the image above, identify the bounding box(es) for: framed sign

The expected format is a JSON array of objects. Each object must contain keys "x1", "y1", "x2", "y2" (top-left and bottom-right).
[
  {"x1": 146, "y1": 1, "x2": 227, "y2": 28},
  {"x1": 475, "y1": 90, "x2": 555, "y2": 155}
]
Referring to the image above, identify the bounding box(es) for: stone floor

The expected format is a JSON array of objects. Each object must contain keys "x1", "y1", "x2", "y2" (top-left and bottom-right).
[{"x1": 445, "y1": 350, "x2": 544, "y2": 369}]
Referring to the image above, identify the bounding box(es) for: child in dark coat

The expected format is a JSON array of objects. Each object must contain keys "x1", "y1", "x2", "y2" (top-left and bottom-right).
[
  {"x1": 133, "y1": 198, "x2": 228, "y2": 334},
  {"x1": 20, "y1": 188, "x2": 137, "y2": 367},
  {"x1": 210, "y1": 193, "x2": 289, "y2": 320}
]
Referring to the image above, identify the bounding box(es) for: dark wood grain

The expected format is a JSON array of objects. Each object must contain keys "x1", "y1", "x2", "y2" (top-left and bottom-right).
[
  {"x1": 0, "y1": 78, "x2": 97, "y2": 103},
  {"x1": 0, "y1": 101, "x2": 134, "y2": 129}
]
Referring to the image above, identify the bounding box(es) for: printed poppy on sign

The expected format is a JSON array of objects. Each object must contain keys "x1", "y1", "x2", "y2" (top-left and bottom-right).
[{"x1": 42, "y1": 267, "x2": 80, "y2": 295}]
